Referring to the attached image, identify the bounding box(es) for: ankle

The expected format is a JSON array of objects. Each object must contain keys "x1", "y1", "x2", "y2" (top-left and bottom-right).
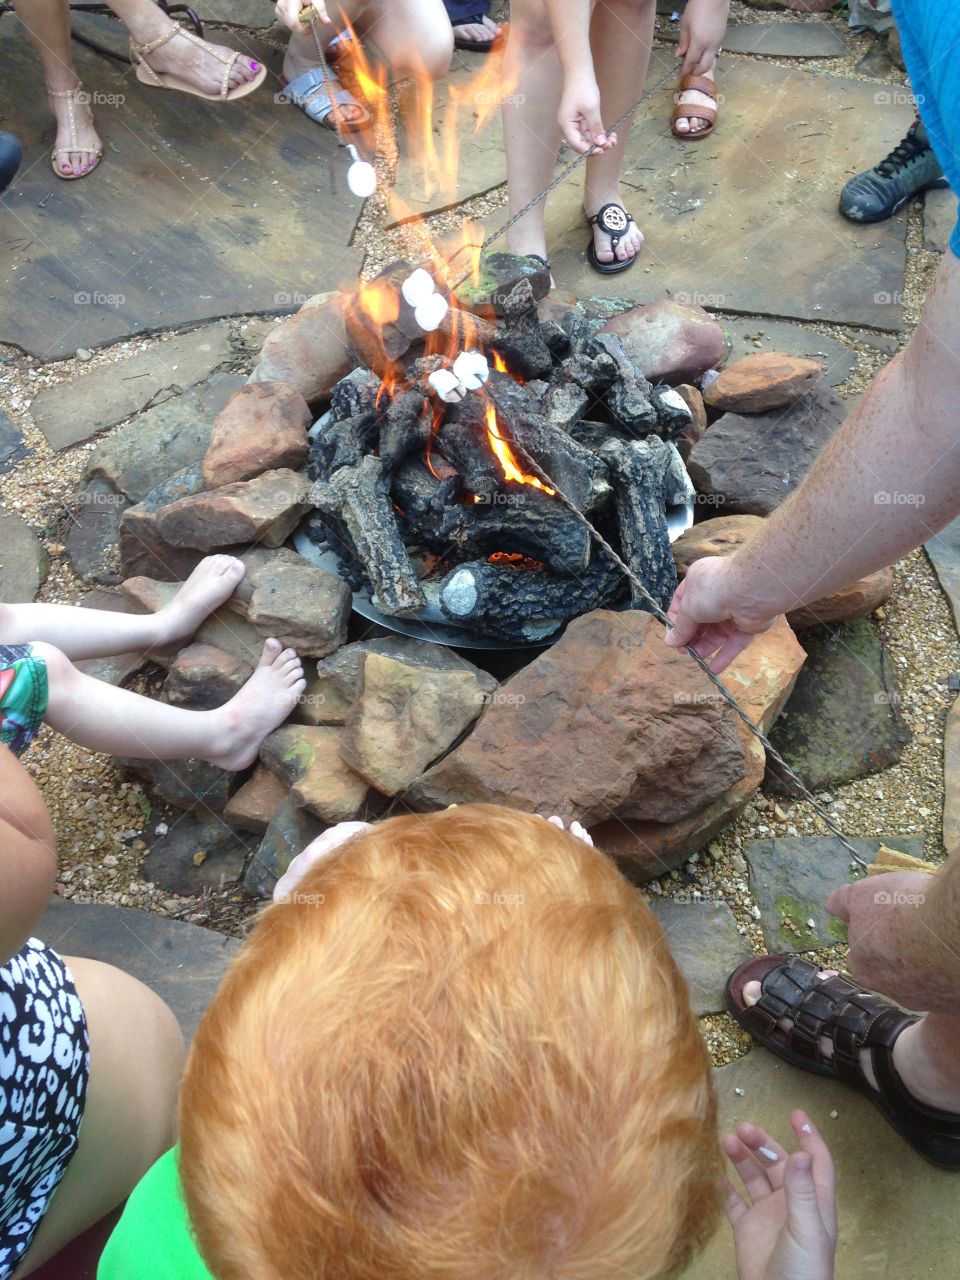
[
  {"x1": 126, "y1": 11, "x2": 174, "y2": 48},
  {"x1": 46, "y1": 72, "x2": 82, "y2": 97},
  {"x1": 893, "y1": 1021, "x2": 960, "y2": 1111}
]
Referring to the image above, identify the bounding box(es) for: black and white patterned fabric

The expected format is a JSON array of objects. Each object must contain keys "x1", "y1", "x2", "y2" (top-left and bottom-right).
[{"x1": 0, "y1": 938, "x2": 89, "y2": 1279}]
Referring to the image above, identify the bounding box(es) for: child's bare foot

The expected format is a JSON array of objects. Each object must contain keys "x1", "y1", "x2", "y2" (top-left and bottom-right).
[
  {"x1": 205, "y1": 640, "x2": 305, "y2": 771},
  {"x1": 153, "y1": 555, "x2": 246, "y2": 649}
]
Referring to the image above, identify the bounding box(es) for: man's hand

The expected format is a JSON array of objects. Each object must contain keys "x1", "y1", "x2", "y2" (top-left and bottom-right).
[
  {"x1": 677, "y1": 0, "x2": 729, "y2": 76},
  {"x1": 826, "y1": 871, "x2": 936, "y2": 1007},
  {"x1": 665, "y1": 556, "x2": 776, "y2": 671},
  {"x1": 725, "y1": 1110, "x2": 837, "y2": 1280},
  {"x1": 277, "y1": 0, "x2": 331, "y2": 32},
  {"x1": 558, "y1": 76, "x2": 617, "y2": 154}
]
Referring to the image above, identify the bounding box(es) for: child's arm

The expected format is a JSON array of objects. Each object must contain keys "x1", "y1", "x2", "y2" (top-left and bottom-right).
[
  {"x1": 543, "y1": 0, "x2": 618, "y2": 156},
  {"x1": 677, "y1": 0, "x2": 729, "y2": 78},
  {"x1": 0, "y1": 744, "x2": 57, "y2": 966}
]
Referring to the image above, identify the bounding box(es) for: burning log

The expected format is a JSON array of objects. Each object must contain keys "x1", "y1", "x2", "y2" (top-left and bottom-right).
[
  {"x1": 597, "y1": 436, "x2": 682, "y2": 612},
  {"x1": 392, "y1": 458, "x2": 462, "y2": 531},
  {"x1": 310, "y1": 455, "x2": 427, "y2": 617},
  {"x1": 489, "y1": 279, "x2": 554, "y2": 381},
  {"x1": 439, "y1": 552, "x2": 626, "y2": 644}
]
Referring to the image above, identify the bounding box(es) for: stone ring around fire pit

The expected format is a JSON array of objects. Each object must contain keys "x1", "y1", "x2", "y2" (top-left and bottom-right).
[{"x1": 294, "y1": 410, "x2": 697, "y2": 650}]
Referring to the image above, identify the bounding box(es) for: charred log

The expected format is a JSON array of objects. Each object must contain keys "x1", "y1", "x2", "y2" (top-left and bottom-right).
[
  {"x1": 392, "y1": 458, "x2": 463, "y2": 532},
  {"x1": 439, "y1": 552, "x2": 626, "y2": 643},
  {"x1": 488, "y1": 279, "x2": 554, "y2": 380},
  {"x1": 378, "y1": 388, "x2": 432, "y2": 473},
  {"x1": 539, "y1": 380, "x2": 590, "y2": 431},
  {"x1": 597, "y1": 436, "x2": 680, "y2": 612},
  {"x1": 306, "y1": 410, "x2": 379, "y2": 479},
  {"x1": 587, "y1": 333, "x2": 658, "y2": 435},
  {"x1": 650, "y1": 385, "x2": 694, "y2": 439},
  {"x1": 299, "y1": 509, "x2": 370, "y2": 593},
  {"x1": 329, "y1": 368, "x2": 382, "y2": 422},
  {"x1": 310, "y1": 455, "x2": 426, "y2": 616},
  {"x1": 540, "y1": 318, "x2": 572, "y2": 360}
]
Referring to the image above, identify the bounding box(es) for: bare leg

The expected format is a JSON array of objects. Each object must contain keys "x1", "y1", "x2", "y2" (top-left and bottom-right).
[
  {"x1": 38, "y1": 638, "x2": 306, "y2": 770},
  {"x1": 13, "y1": 958, "x2": 185, "y2": 1278},
  {"x1": 502, "y1": 0, "x2": 564, "y2": 262},
  {"x1": 0, "y1": 555, "x2": 245, "y2": 661},
  {"x1": 583, "y1": 0, "x2": 654, "y2": 265},
  {"x1": 10, "y1": 0, "x2": 102, "y2": 176},
  {"x1": 106, "y1": 0, "x2": 260, "y2": 94}
]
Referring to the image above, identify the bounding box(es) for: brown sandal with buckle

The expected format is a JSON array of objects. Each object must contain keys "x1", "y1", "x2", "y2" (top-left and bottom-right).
[
  {"x1": 727, "y1": 954, "x2": 960, "y2": 1169},
  {"x1": 671, "y1": 73, "x2": 718, "y2": 140}
]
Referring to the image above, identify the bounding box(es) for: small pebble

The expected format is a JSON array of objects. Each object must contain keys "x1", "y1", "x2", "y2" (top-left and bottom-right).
[{"x1": 76, "y1": 348, "x2": 93, "y2": 361}]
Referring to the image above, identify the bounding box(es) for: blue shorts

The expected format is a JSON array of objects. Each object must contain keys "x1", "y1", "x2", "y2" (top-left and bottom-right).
[{"x1": 891, "y1": 1, "x2": 960, "y2": 258}]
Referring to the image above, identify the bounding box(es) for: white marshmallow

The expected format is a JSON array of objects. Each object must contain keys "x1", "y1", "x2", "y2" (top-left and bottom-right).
[
  {"x1": 402, "y1": 268, "x2": 436, "y2": 307},
  {"x1": 428, "y1": 369, "x2": 465, "y2": 403},
  {"x1": 452, "y1": 349, "x2": 489, "y2": 391},
  {"x1": 414, "y1": 292, "x2": 449, "y2": 332},
  {"x1": 346, "y1": 160, "x2": 377, "y2": 198}
]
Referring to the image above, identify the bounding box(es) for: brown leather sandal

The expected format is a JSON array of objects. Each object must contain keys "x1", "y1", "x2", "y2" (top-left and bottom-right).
[
  {"x1": 727, "y1": 954, "x2": 960, "y2": 1169},
  {"x1": 671, "y1": 73, "x2": 718, "y2": 140}
]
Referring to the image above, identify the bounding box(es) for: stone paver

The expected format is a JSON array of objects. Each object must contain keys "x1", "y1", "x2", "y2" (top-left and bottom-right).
[
  {"x1": 648, "y1": 897, "x2": 752, "y2": 1014},
  {"x1": 0, "y1": 513, "x2": 49, "y2": 601},
  {"x1": 498, "y1": 52, "x2": 913, "y2": 328},
  {"x1": 745, "y1": 834, "x2": 924, "y2": 953},
  {"x1": 0, "y1": 27, "x2": 363, "y2": 358},
  {"x1": 926, "y1": 516, "x2": 960, "y2": 634},
  {"x1": 721, "y1": 316, "x2": 857, "y2": 387},
  {"x1": 684, "y1": 1049, "x2": 960, "y2": 1279},
  {"x1": 0, "y1": 408, "x2": 29, "y2": 473},
  {"x1": 66, "y1": 480, "x2": 130, "y2": 584},
  {"x1": 660, "y1": 20, "x2": 850, "y2": 58},
  {"x1": 37, "y1": 896, "x2": 240, "y2": 1042},
  {"x1": 31, "y1": 325, "x2": 234, "y2": 451},
  {"x1": 923, "y1": 185, "x2": 958, "y2": 254}
]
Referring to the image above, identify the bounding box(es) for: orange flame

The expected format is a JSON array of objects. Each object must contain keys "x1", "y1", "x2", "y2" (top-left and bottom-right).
[{"x1": 484, "y1": 402, "x2": 554, "y2": 494}]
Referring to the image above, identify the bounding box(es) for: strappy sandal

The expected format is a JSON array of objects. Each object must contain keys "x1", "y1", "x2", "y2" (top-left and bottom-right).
[
  {"x1": 129, "y1": 24, "x2": 266, "y2": 102},
  {"x1": 585, "y1": 203, "x2": 639, "y2": 276},
  {"x1": 451, "y1": 14, "x2": 504, "y2": 52},
  {"x1": 671, "y1": 73, "x2": 718, "y2": 140},
  {"x1": 727, "y1": 954, "x2": 960, "y2": 1170},
  {"x1": 48, "y1": 87, "x2": 103, "y2": 180},
  {"x1": 281, "y1": 68, "x2": 371, "y2": 133}
]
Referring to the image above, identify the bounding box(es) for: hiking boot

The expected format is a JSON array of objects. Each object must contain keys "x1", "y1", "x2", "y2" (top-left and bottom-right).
[{"x1": 839, "y1": 118, "x2": 948, "y2": 223}]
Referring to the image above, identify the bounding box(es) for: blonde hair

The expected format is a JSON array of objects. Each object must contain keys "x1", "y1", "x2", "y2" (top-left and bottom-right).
[{"x1": 179, "y1": 805, "x2": 720, "y2": 1279}]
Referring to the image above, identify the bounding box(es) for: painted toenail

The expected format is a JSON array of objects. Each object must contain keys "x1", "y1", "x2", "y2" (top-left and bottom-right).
[{"x1": 250, "y1": 61, "x2": 260, "y2": 69}]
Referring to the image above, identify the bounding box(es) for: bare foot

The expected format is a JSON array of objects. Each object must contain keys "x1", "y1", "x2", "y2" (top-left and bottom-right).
[
  {"x1": 153, "y1": 555, "x2": 246, "y2": 649},
  {"x1": 282, "y1": 31, "x2": 366, "y2": 126},
  {"x1": 674, "y1": 70, "x2": 716, "y2": 136},
  {"x1": 743, "y1": 973, "x2": 960, "y2": 1112},
  {"x1": 205, "y1": 640, "x2": 305, "y2": 770},
  {"x1": 583, "y1": 196, "x2": 644, "y2": 266},
  {"x1": 48, "y1": 83, "x2": 102, "y2": 178},
  {"x1": 133, "y1": 21, "x2": 261, "y2": 95},
  {"x1": 453, "y1": 14, "x2": 501, "y2": 46}
]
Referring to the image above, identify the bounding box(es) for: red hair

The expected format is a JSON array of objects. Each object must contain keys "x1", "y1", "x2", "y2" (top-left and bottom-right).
[{"x1": 179, "y1": 805, "x2": 720, "y2": 1279}]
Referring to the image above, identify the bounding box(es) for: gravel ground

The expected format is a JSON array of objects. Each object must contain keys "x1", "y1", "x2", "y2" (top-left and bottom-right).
[{"x1": 1, "y1": 8, "x2": 956, "y2": 1059}]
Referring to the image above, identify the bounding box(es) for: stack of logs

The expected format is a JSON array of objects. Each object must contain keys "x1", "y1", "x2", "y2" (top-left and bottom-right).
[{"x1": 303, "y1": 264, "x2": 693, "y2": 644}]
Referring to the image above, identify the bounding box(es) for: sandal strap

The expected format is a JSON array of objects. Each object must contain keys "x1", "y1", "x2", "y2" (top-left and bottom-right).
[
  {"x1": 131, "y1": 24, "x2": 239, "y2": 98},
  {"x1": 677, "y1": 73, "x2": 717, "y2": 100},
  {"x1": 672, "y1": 102, "x2": 717, "y2": 126},
  {"x1": 46, "y1": 85, "x2": 88, "y2": 154},
  {"x1": 451, "y1": 14, "x2": 488, "y2": 24},
  {"x1": 130, "y1": 25, "x2": 180, "y2": 58},
  {"x1": 588, "y1": 203, "x2": 634, "y2": 253}
]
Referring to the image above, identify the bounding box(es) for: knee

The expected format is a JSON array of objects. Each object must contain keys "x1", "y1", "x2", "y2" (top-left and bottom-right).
[
  {"x1": 394, "y1": 27, "x2": 453, "y2": 80},
  {"x1": 508, "y1": 0, "x2": 555, "y2": 53},
  {"x1": 28, "y1": 641, "x2": 75, "y2": 688},
  {"x1": 0, "y1": 602, "x2": 13, "y2": 642}
]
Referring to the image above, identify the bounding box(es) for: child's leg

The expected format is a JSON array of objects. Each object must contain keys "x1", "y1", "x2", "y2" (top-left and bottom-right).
[
  {"x1": 36, "y1": 639, "x2": 306, "y2": 771},
  {"x1": 0, "y1": 556, "x2": 245, "y2": 661}
]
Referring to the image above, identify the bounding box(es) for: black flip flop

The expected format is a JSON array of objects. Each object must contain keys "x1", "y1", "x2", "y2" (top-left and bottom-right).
[
  {"x1": 451, "y1": 14, "x2": 503, "y2": 52},
  {"x1": 726, "y1": 954, "x2": 960, "y2": 1170},
  {"x1": 586, "y1": 203, "x2": 639, "y2": 275}
]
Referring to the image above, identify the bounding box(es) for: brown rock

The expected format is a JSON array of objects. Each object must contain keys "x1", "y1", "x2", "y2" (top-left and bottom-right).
[
  {"x1": 240, "y1": 559, "x2": 350, "y2": 658},
  {"x1": 408, "y1": 610, "x2": 747, "y2": 826},
  {"x1": 164, "y1": 643, "x2": 253, "y2": 709},
  {"x1": 202, "y1": 382, "x2": 310, "y2": 490},
  {"x1": 591, "y1": 617, "x2": 806, "y2": 878},
  {"x1": 943, "y1": 695, "x2": 959, "y2": 855},
  {"x1": 703, "y1": 352, "x2": 822, "y2": 414},
  {"x1": 340, "y1": 654, "x2": 487, "y2": 796},
  {"x1": 119, "y1": 464, "x2": 213, "y2": 582},
  {"x1": 249, "y1": 293, "x2": 353, "y2": 403},
  {"x1": 121, "y1": 577, "x2": 265, "y2": 669},
  {"x1": 116, "y1": 755, "x2": 237, "y2": 815},
  {"x1": 599, "y1": 300, "x2": 725, "y2": 384},
  {"x1": 223, "y1": 766, "x2": 290, "y2": 836},
  {"x1": 673, "y1": 383, "x2": 707, "y2": 461},
  {"x1": 672, "y1": 515, "x2": 894, "y2": 629},
  {"x1": 260, "y1": 725, "x2": 369, "y2": 822},
  {"x1": 156, "y1": 470, "x2": 311, "y2": 552}
]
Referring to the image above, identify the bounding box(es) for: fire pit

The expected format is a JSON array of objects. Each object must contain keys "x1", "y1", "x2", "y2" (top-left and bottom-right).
[{"x1": 294, "y1": 258, "x2": 697, "y2": 648}]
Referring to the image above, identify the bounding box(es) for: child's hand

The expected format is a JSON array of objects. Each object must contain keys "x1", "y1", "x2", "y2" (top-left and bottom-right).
[
  {"x1": 545, "y1": 815, "x2": 594, "y2": 847},
  {"x1": 558, "y1": 75, "x2": 617, "y2": 155},
  {"x1": 273, "y1": 821, "x2": 371, "y2": 902},
  {"x1": 677, "y1": 0, "x2": 729, "y2": 77},
  {"x1": 725, "y1": 1110, "x2": 837, "y2": 1280}
]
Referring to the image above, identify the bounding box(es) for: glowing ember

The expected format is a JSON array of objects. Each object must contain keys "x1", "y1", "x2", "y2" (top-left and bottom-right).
[{"x1": 484, "y1": 403, "x2": 555, "y2": 494}]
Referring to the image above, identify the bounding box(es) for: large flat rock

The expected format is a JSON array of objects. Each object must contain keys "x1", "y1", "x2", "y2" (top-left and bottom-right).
[
  {"x1": 492, "y1": 52, "x2": 911, "y2": 329},
  {"x1": 926, "y1": 516, "x2": 960, "y2": 634},
  {"x1": 684, "y1": 1049, "x2": 960, "y2": 1279},
  {"x1": 648, "y1": 897, "x2": 751, "y2": 1014},
  {"x1": 0, "y1": 26, "x2": 363, "y2": 358},
  {"x1": 0, "y1": 512, "x2": 49, "y2": 601},
  {"x1": 36, "y1": 896, "x2": 240, "y2": 1042},
  {"x1": 923, "y1": 185, "x2": 958, "y2": 254}
]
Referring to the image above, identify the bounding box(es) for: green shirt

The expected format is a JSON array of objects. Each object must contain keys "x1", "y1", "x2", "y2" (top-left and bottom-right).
[{"x1": 98, "y1": 1147, "x2": 213, "y2": 1280}]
